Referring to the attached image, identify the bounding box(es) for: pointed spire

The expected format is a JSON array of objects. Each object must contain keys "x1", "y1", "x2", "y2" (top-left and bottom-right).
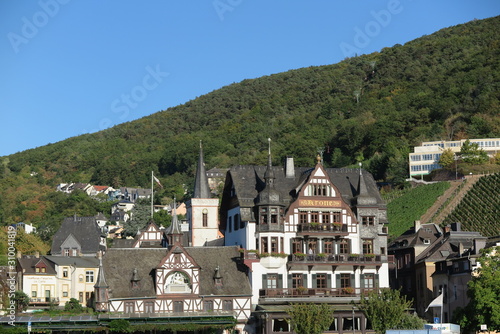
[
  {"x1": 94, "y1": 252, "x2": 108, "y2": 290},
  {"x1": 170, "y1": 197, "x2": 182, "y2": 235},
  {"x1": 356, "y1": 163, "x2": 376, "y2": 205},
  {"x1": 264, "y1": 138, "x2": 275, "y2": 183},
  {"x1": 193, "y1": 140, "x2": 211, "y2": 198}
]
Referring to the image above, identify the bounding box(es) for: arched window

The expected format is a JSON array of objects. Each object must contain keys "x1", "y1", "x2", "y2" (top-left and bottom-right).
[{"x1": 165, "y1": 271, "x2": 191, "y2": 293}]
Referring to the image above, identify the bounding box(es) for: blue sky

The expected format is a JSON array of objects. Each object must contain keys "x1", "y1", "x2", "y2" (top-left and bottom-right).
[{"x1": 1, "y1": 1, "x2": 499, "y2": 157}]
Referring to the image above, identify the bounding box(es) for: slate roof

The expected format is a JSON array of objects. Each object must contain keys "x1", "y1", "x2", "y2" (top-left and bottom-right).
[
  {"x1": 102, "y1": 246, "x2": 251, "y2": 299},
  {"x1": 223, "y1": 165, "x2": 385, "y2": 222},
  {"x1": 50, "y1": 216, "x2": 104, "y2": 255},
  {"x1": 44, "y1": 255, "x2": 99, "y2": 268},
  {"x1": 17, "y1": 257, "x2": 56, "y2": 275}
]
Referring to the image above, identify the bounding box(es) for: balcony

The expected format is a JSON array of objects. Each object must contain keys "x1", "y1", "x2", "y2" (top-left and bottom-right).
[
  {"x1": 29, "y1": 297, "x2": 60, "y2": 306},
  {"x1": 297, "y1": 223, "x2": 348, "y2": 236},
  {"x1": 291, "y1": 253, "x2": 383, "y2": 266},
  {"x1": 259, "y1": 287, "x2": 379, "y2": 300}
]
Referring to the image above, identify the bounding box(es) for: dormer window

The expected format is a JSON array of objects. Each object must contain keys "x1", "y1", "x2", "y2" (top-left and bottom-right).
[{"x1": 424, "y1": 239, "x2": 430, "y2": 245}]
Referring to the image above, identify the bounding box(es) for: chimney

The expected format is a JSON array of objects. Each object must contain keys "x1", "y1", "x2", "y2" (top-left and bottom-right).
[
  {"x1": 414, "y1": 220, "x2": 421, "y2": 232},
  {"x1": 473, "y1": 237, "x2": 487, "y2": 255},
  {"x1": 16, "y1": 251, "x2": 22, "y2": 259},
  {"x1": 35, "y1": 251, "x2": 40, "y2": 259},
  {"x1": 285, "y1": 157, "x2": 295, "y2": 178}
]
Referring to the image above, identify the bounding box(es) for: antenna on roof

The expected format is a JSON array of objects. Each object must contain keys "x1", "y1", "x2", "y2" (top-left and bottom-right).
[{"x1": 268, "y1": 138, "x2": 271, "y2": 155}]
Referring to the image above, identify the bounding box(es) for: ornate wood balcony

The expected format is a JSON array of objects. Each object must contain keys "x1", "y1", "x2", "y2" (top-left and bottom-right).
[{"x1": 259, "y1": 287, "x2": 379, "y2": 300}]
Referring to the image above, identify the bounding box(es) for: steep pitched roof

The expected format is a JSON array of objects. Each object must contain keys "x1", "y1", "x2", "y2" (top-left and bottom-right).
[
  {"x1": 17, "y1": 256, "x2": 56, "y2": 275},
  {"x1": 101, "y1": 246, "x2": 251, "y2": 299},
  {"x1": 50, "y1": 216, "x2": 104, "y2": 255},
  {"x1": 223, "y1": 164, "x2": 385, "y2": 221},
  {"x1": 193, "y1": 141, "x2": 211, "y2": 198}
]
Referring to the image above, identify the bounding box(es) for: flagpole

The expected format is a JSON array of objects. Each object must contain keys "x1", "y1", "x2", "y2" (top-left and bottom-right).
[{"x1": 151, "y1": 171, "x2": 154, "y2": 219}]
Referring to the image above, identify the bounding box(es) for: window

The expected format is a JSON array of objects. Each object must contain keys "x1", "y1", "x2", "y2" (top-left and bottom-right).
[
  {"x1": 362, "y1": 239, "x2": 373, "y2": 254},
  {"x1": 32, "y1": 291, "x2": 37, "y2": 298},
  {"x1": 339, "y1": 239, "x2": 350, "y2": 254},
  {"x1": 261, "y1": 237, "x2": 268, "y2": 253},
  {"x1": 72, "y1": 249, "x2": 77, "y2": 256},
  {"x1": 202, "y1": 211, "x2": 208, "y2": 227},
  {"x1": 35, "y1": 267, "x2": 40, "y2": 273},
  {"x1": 234, "y1": 215, "x2": 239, "y2": 231},
  {"x1": 79, "y1": 292, "x2": 83, "y2": 303},
  {"x1": 223, "y1": 300, "x2": 233, "y2": 311},
  {"x1": 332, "y1": 212, "x2": 341, "y2": 224},
  {"x1": 299, "y1": 212, "x2": 307, "y2": 224},
  {"x1": 266, "y1": 274, "x2": 278, "y2": 289},
  {"x1": 362, "y1": 216, "x2": 375, "y2": 225},
  {"x1": 340, "y1": 273, "x2": 351, "y2": 288},
  {"x1": 173, "y1": 301, "x2": 183, "y2": 313},
  {"x1": 63, "y1": 268, "x2": 68, "y2": 278},
  {"x1": 86, "y1": 271, "x2": 94, "y2": 283},
  {"x1": 292, "y1": 274, "x2": 303, "y2": 288},
  {"x1": 62, "y1": 285, "x2": 69, "y2": 298},
  {"x1": 204, "y1": 300, "x2": 214, "y2": 312},
  {"x1": 310, "y1": 212, "x2": 319, "y2": 223},
  {"x1": 363, "y1": 273, "x2": 374, "y2": 289},
  {"x1": 316, "y1": 274, "x2": 327, "y2": 289},
  {"x1": 41, "y1": 267, "x2": 46, "y2": 273},
  {"x1": 85, "y1": 292, "x2": 92, "y2": 303},
  {"x1": 64, "y1": 249, "x2": 70, "y2": 257},
  {"x1": 323, "y1": 239, "x2": 333, "y2": 254},
  {"x1": 124, "y1": 301, "x2": 134, "y2": 313},
  {"x1": 261, "y1": 208, "x2": 268, "y2": 225},
  {"x1": 144, "y1": 301, "x2": 154, "y2": 313},
  {"x1": 292, "y1": 239, "x2": 302, "y2": 254},
  {"x1": 239, "y1": 214, "x2": 245, "y2": 229},
  {"x1": 322, "y1": 213, "x2": 330, "y2": 224},
  {"x1": 271, "y1": 237, "x2": 278, "y2": 253}
]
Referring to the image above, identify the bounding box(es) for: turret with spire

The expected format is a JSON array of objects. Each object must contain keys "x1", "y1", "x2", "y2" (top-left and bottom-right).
[
  {"x1": 94, "y1": 251, "x2": 109, "y2": 312},
  {"x1": 193, "y1": 140, "x2": 211, "y2": 199}
]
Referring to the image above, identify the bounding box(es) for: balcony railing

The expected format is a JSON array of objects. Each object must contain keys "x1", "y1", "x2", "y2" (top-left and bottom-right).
[
  {"x1": 291, "y1": 253, "x2": 383, "y2": 264},
  {"x1": 30, "y1": 297, "x2": 60, "y2": 305},
  {"x1": 259, "y1": 287, "x2": 379, "y2": 299},
  {"x1": 297, "y1": 223, "x2": 348, "y2": 234}
]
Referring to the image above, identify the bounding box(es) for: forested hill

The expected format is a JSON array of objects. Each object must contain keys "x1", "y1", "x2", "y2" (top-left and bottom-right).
[{"x1": 1, "y1": 16, "x2": 500, "y2": 226}]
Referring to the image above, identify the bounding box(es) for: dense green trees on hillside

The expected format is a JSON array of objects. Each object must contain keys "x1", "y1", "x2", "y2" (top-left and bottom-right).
[{"x1": 0, "y1": 16, "x2": 499, "y2": 242}]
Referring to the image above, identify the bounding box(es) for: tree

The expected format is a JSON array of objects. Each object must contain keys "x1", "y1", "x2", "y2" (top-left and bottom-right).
[
  {"x1": 286, "y1": 302, "x2": 333, "y2": 334},
  {"x1": 123, "y1": 203, "x2": 151, "y2": 236},
  {"x1": 65, "y1": 298, "x2": 84, "y2": 313},
  {"x1": 439, "y1": 148, "x2": 456, "y2": 169},
  {"x1": 13, "y1": 291, "x2": 30, "y2": 313},
  {"x1": 459, "y1": 139, "x2": 489, "y2": 164},
  {"x1": 358, "y1": 288, "x2": 425, "y2": 334},
  {"x1": 457, "y1": 246, "x2": 500, "y2": 332}
]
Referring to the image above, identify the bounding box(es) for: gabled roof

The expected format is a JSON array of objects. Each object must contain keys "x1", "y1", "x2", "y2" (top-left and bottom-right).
[
  {"x1": 222, "y1": 164, "x2": 385, "y2": 221},
  {"x1": 51, "y1": 216, "x2": 104, "y2": 255},
  {"x1": 101, "y1": 246, "x2": 251, "y2": 299},
  {"x1": 44, "y1": 255, "x2": 99, "y2": 268},
  {"x1": 17, "y1": 256, "x2": 56, "y2": 275}
]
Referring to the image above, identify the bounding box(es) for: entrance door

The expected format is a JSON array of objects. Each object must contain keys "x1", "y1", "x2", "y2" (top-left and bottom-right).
[{"x1": 45, "y1": 290, "x2": 51, "y2": 302}]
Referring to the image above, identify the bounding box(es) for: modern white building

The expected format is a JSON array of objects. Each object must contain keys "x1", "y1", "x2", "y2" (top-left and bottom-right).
[{"x1": 409, "y1": 138, "x2": 500, "y2": 177}]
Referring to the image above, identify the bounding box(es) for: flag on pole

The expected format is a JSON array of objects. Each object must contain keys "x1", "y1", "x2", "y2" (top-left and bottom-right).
[
  {"x1": 425, "y1": 293, "x2": 443, "y2": 312},
  {"x1": 153, "y1": 174, "x2": 163, "y2": 188}
]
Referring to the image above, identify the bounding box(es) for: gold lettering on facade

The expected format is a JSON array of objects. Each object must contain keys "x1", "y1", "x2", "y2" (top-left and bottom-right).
[{"x1": 298, "y1": 199, "x2": 341, "y2": 207}]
